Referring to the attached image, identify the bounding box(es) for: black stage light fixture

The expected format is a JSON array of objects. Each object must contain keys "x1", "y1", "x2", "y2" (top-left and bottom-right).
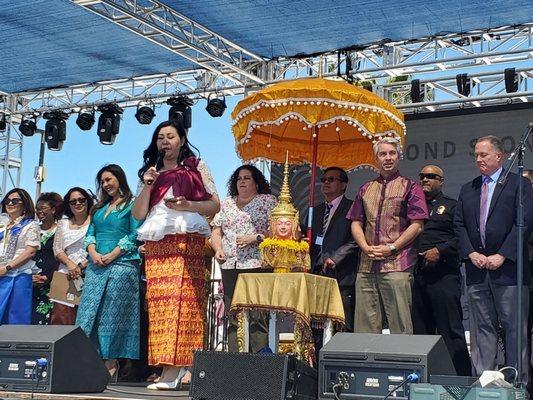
[
  {"x1": 456, "y1": 73, "x2": 471, "y2": 96},
  {"x1": 410, "y1": 79, "x2": 422, "y2": 103},
  {"x1": 135, "y1": 103, "x2": 155, "y2": 125},
  {"x1": 43, "y1": 110, "x2": 69, "y2": 151},
  {"x1": 167, "y1": 95, "x2": 193, "y2": 129},
  {"x1": 205, "y1": 93, "x2": 227, "y2": 117},
  {"x1": 504, "y1": 68, "x2": 518, "y2": 93},
  {"x1": 97, "y1": 103, "x2": 123, "y2": 145},
  {"x1": 76, "y1": 109, "x2": 95, "y2": 131},
  {"x1": 19, "y1": 116, "x2": 38, "y2": 137},
  {"x1": 0, "y1": 113, "x2": 6, "y2": 131}
]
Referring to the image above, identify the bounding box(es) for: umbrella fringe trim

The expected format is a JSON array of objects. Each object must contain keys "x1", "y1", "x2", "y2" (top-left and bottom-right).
[
  {"x1": 233, "y1": 97, "x2": 406, "y2": 130},
  {"x1": 238, "y1": 111, "x2": 402, "y2": 146}
]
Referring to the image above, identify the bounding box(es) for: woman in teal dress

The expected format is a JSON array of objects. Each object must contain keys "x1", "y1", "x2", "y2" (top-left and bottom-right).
[{"x1": 76, "y1": 164, "x2": 143, "y2": 378}]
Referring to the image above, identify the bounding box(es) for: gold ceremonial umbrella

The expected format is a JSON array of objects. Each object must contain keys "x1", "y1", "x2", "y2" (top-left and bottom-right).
[
  {"x1": 231, "y1": 77, "x2": 406, "y2": 238},
  {"x1": 231, "y1": 77, "x2": 406, "y2": 170}
]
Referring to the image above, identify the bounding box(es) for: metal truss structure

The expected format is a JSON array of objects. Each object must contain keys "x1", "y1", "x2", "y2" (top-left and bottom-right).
[
  {"x1": 0, "y1": 97, "x2": 23, "y2": 197},
  {"x1": 1, "y1": 1, "x2": 533, "y2": 194}
]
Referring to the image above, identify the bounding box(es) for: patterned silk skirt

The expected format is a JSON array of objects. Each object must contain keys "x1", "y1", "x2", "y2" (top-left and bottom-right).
[
  {"x1": 76, "y1": 260, "x2": 140, "y2": 360},
  {"x1": 145, "y1": 233, "x2": 207, "y2": 367}
]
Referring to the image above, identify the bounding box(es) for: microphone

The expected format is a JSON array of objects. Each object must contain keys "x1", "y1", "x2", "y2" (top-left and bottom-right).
[{"x1": 146, "y1": 149, "x2": 166, "y2": 186}]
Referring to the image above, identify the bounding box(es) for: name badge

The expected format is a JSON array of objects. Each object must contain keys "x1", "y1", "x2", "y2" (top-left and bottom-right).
[{"x1": 315, "y1": 235, "x2": 324, "y2": 246}]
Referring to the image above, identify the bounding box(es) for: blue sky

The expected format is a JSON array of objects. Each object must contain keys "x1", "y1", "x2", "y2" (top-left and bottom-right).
[{"x1": 19, "y1": 96, "x2": 243, "y2": 200}]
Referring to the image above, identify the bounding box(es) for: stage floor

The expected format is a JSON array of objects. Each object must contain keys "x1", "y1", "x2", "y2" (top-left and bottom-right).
[{"x1": 0, "y1": 383, "x2": 190, "y2": 399}]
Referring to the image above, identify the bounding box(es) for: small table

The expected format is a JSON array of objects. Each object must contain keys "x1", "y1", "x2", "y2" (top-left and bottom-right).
[{"x1": 230, "y1": 272, "x2": 345, "y2": 364}]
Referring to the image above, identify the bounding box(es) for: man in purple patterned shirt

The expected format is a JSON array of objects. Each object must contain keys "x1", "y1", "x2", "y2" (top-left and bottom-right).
[{"x1": 347, "y1": 137, "x2": 428, "y2": 334}]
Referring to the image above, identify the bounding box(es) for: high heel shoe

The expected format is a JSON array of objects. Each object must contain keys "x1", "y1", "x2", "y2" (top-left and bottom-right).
[
  {"x1": 105, "y1": 359, "x2": 119, "y2": 384},
  {"x1": 147, "y1": 367, "x2": 186, "y2": 390}
]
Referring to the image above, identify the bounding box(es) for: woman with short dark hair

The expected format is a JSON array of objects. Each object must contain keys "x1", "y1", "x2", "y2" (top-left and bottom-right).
[
  {"x1": 0, "y1": 188, "x2": 40, "y2": 324},
  {"x1": 76, "y1": 164, "x2": 142, "y2": 378},
  {"x1": 32, "y1": 192, "x2": 62, "y2": 325}
]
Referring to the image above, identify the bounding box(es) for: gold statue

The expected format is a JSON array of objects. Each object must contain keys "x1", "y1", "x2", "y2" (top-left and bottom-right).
[{"x1": 259, "y1": 153, "x2": 310, "y2": 273}]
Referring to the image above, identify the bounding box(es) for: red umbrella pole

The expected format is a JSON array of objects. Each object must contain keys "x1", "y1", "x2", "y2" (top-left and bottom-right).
[{"x1": 306, "y1": 126, "x2": 319, "y2": 242}]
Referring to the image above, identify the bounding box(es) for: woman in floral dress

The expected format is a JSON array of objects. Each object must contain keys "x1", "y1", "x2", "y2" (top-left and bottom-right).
[{"x1": 211, "y1": 165, "x2": 277, "y2": 352}]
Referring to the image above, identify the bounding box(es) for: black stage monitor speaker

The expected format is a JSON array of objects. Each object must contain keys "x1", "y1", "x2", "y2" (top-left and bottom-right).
[
  {"x1": 0, "y1": 325, "x2": 109, "y2": 393},
  {"x1": 318, "y1": 333, "x2": 456, "y2": 400},
  {"x1": 190, "y1": 351, "x2": 318, "y2": 400}
]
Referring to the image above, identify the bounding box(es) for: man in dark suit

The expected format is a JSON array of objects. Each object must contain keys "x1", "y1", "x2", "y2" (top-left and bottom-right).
[
  {"x1": 308, "y1": 167, "x2": 358, "y2": 331},
  {"x1": 454, "y1": 135, "x2": 533, "y2": 385}
]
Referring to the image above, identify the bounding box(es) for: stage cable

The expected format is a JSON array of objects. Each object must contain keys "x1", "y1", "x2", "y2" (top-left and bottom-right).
[{"x1": 382, "y1": 372, "x2": 419, "y2": 400}]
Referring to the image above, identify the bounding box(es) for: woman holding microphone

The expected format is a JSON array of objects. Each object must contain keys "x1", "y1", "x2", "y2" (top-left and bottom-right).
[{"x1": 133, "y1": 117, "x2": 219, "y2": 390}]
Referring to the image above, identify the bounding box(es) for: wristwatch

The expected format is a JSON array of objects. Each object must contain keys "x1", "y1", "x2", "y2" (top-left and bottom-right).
[
  {"x1": 5, "y1": 264, "x2": 13, "y2": 272},
  {"x1": 388, "y1": 244, "x2": 397, "y2": 255},
  {"x1": 256, "y1": 234, "x2": 264, "y2": 244}
]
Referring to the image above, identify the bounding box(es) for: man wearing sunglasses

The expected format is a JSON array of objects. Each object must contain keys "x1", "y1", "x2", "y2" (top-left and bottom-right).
[
  {"x1": 347, "y1": 137, "x2": 428, "y2": 335},
  {"x1": 307, "y1": 167, "x2": 358, "y2": 332},
  {"x1": 412, "y1": 165, "x2": 471, "y2": 375}
]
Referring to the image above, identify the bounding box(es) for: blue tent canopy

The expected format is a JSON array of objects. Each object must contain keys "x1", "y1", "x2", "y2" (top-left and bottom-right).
[
  {"x1": 165, "y1": 0, "x2": 533, "y2": 58},
  {"x1": 1, "y1": 0, "x2": 531, "y2": 93}
]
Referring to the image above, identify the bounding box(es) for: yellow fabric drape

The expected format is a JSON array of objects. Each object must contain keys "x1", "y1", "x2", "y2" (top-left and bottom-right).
[
  {"x1": 230, "y1": 273, "x2": 345, "y2": 363},
  {"x1": 230, "y1": 273, "x2": 345, "y2": 326}
]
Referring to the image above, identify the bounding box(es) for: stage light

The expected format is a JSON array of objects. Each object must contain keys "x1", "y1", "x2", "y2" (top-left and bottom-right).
[
  {"x1": 410, "y1": 79, "x2": 422, "y2": 103},
  {"x1": 135, "y1": 103, "x2": 155, "y2": 124},
  {"x1": 76, "y1": 109, "x2": 95, "y2": 131},
  {"x1": 0, "y1": 113, "x2": 6, "y2": 131},
  {"x1": 43, "y1": 111, "x2": 69, "y2": 151},
  {"x1": 97, "y1": 103, "x2": 123, "y2": 145},
  {"x1": 19, "y1": 116, "x2": 38, "y2": 137},
  {"x1": 456, "y1": 73, "x2": 471, "y2": 96},
  {"x1": 167, "y1": 95, "x2": 193, "y2": 129},
  {"x1": 504, "y1": 68, "x2": 518, "y2": 93},
  {"x1": 205, "y1": 93, "x2": 227, "y2": 117}
]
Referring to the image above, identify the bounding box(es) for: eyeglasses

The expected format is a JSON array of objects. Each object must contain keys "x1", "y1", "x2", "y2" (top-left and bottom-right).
[
  {"x1": 36, "y1": 206, "x2": 52, "y2": 212},
  {"x1": 4, "y1": 198, "x2": 23, "y2": 206},
  {"x1": 419, "y1": 173, "x2": 443, "y2": 180},
  {"x1": 68, "y1": 198, "x2": 87, "y2": 206},
  {"x1": 320, "y1": 177, "x2": 343, "y2": 183}
]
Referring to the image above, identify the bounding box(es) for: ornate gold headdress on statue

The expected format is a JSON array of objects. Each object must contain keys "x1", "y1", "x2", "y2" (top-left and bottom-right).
[
  {"x1": 269, "y1": 152, "x2": 299, "y2": 237},
  {"x1": 260, "y1": 152, "x2": 310, "y2": 273}
]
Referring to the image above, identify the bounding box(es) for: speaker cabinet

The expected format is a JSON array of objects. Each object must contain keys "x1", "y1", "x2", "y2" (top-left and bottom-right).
[
  {"x1": 0, "y1": 325, "x2": 109, "y2": 393},
  {"x1": 318, "y1": 333, "x2": 456, "y2": 400},
  {"x1": 190, "y1": 351, "x2": 318, "y2": 400}
]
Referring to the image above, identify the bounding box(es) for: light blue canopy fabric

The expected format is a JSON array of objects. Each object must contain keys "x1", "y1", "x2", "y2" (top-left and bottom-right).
[{"x1": 1, "y1": 0, "x2": 531, "y2": 93}]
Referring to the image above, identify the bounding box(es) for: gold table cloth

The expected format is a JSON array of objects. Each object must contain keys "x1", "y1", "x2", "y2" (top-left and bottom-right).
[{"x1": 230, "y1": 272, "x2": 345, "y2": 363}]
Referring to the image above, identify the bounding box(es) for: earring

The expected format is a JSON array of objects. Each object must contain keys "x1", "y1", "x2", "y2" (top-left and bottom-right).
[{"x1": 119, "y1": 188, "x2": 124, "y2": 197}]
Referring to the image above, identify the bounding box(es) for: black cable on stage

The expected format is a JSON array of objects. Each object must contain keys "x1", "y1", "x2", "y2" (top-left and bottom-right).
[
  {"x1": 382, "y1": 372, "x2": 420, "y2": 400},
  {"x1": 331, "y1": 371, "x2": 349, "y2": 400}
]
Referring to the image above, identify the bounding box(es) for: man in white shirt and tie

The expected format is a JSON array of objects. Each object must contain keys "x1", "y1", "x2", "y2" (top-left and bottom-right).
[{"x1": 454, "y1": 135, "x2": 533, "y2": 385}]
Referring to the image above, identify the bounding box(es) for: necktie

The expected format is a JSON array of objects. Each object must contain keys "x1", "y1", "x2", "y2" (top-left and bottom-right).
[
  {"x1": 316, "y1": 203, "x2": 333, "y2": 269},
  {"x1": 322, "y1": 203, "x2": 332, "y2": 234},
  {"x1": 479, "y1": 176, "x2": 490, "y2": 247}
]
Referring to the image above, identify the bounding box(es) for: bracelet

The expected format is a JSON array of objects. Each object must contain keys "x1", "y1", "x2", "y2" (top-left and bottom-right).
[{"x1": 77, "y1": 262, "x2": 83, "y2": 269}]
